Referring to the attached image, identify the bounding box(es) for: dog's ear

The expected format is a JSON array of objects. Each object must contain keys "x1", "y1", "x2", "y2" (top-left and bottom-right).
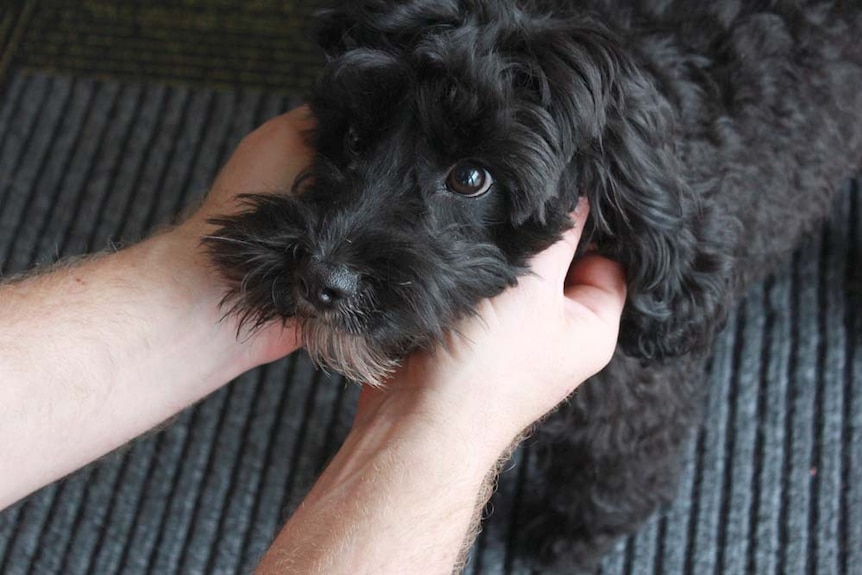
[{"x1": 514, "y1": 20, "x2": 735, "y2": 360}]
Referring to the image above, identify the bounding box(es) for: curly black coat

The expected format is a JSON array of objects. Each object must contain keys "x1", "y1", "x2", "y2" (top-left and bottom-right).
[{"x1": 206, "y1": 1, "x2": 862, "y2": 571}]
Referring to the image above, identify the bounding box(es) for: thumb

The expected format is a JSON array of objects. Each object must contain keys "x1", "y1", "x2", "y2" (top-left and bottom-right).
[
  {"x1": 565, "y1": 254, "x2": 627, "y2": 325},
  {"x1": 530, "y1": 199, "x2": 590, "y2": 286}
]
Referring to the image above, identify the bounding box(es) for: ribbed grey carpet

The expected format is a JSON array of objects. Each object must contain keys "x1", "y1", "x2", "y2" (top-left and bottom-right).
[{"x1": 0, "y1": 70, "x2": 859, "y2": 575}]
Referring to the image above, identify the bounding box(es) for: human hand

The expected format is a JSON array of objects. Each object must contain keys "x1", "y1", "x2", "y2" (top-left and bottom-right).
[
  {"x1": 183, "y1": 106, "x2": 315, "y2": 234},
  {"x1": 354, "y1": 201, "x2": 627, "y2": 456},
  {"x1": 0, "y1": 108, "x2": 318, "y2": 509},
  {"x1": 169, "y1": 106, "x2": 315, "y2": 367}
]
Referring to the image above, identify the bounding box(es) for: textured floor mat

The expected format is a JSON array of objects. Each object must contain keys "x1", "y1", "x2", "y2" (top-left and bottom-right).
[{"x1": 7, "y1": 0, "x2": 323, "y2": 96}]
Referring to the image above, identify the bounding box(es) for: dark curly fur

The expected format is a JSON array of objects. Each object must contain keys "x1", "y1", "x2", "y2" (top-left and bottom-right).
[{"x1": 204, "y1": 0, "x2": 862, "y2": 571}]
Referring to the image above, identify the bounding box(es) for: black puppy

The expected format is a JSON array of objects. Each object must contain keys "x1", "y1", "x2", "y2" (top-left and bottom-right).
[{"x1": 205, "y1": 1, "x2": 862, "y2": 571}]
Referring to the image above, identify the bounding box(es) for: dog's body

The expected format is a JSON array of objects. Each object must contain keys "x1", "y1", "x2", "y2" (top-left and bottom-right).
[{"x1": 207, "y1": 1, "x2": 862, "y2": 571}]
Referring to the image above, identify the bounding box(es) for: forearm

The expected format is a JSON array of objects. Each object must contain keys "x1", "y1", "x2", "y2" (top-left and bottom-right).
[
  {"x1": 257, "y1": 402, "x2": 511, "y2": 575},
  {"x1": 0, "y1": 227, "x2": 297, "y2": 509}
]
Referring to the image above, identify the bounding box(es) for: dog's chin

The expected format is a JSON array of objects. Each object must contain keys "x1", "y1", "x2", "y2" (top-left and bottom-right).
[{"x1": 297, "y1": 316, "x2": 401, "y2": 386}]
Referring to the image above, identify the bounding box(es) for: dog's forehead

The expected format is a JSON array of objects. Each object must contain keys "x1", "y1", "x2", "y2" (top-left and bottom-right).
[
  {"x1": 315, "y1": 19, "x2": 518, "y2": 112},
  {"x1": 387, "y1": 55, "x2": 518, "y2": 151},
  {"x1": 313, "y1": 60, "x2": 513, "y2": 161},
  {"x1": 308, "y1": 18, "x2": 566, "y2": 223}
]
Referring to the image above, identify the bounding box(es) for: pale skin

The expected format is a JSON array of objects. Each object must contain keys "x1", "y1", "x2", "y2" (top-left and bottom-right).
[{"x1": 0, "y1": 107, "x2": 627, "y2": 574}]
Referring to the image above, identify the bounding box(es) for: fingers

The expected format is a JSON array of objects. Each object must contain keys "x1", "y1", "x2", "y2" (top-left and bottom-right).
[
  {"x1": 530, "y1": 198, "x2": 590, "y2": 285},
  {"x1": 244, "y1": 109, "x2": 315, "y2": 191},
  {"x1": 215, "y1": 107, "x2": 315, "y2": 198}
]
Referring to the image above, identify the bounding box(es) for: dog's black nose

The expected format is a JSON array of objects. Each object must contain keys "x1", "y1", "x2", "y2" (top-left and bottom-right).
[{"x1": 299, "y1": 260, "x2": 360, "y2": 309}]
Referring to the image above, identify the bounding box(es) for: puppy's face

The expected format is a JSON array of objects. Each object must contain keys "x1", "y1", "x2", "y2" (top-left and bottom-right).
[
  {"x1": 209, "y1": 31, "x2": 575, "y2": 383},
  {"x1": 207, "y1": 1, "x2": 732, "y2": 383}
]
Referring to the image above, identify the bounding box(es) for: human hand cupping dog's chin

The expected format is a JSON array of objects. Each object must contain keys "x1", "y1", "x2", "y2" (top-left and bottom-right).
[
  {"x1": 170, "y1": 107, "x2": 315, "y2": 369},
  {"x1": 169, "y1": 103, "x2": 625, "y2": 443},
  {"x1": 354, "y1": 201, "x2": 627, "y2": 457}
]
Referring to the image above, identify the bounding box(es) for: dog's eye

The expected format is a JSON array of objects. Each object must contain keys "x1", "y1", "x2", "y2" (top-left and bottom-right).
[{"x1": 445, "y1": 162, "x2": 494, "y2": 197}]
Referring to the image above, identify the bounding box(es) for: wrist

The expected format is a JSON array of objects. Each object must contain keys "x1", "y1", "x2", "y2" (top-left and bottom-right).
[
  {"x1": 351, "y1": 385, "x2": 520, "y2": 480},
  {"x1": 148, "y1": 224, "x2": 300, "y2": 375},
  {"x1": 261, "y1": 383, "x2": 500, "y2": 575},
  {"x1": 379, "y1": 360, "x2": 537, "y2": 458}
]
